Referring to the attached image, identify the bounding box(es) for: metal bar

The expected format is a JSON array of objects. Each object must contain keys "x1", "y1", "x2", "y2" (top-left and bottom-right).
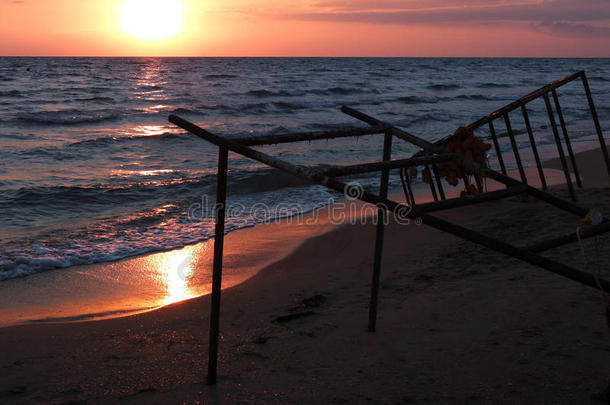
[
  {"x1": 207, "y1": 146, "x2": 228, "y2": 386},
  {"x1": 543, "y1": 94, "x2": 577, "y2": 201},
  {"x1": 488, "y1": 121, "x2": 507, "y2": 175},
  {"x1": 340, "y1": 107, "x2": 589, "y2": 217},
  {"x1": 415, "y1": 185, "x2": 528, "y2": 213},
  {"x1": 521, "y1": 105, "x2": 547, "y2": 190},
  {"x1": 168, "y1": 114, "x2": 610, "y2": 296},
  {"x1": 234, "y1": 125, "x2": 387, "y2": 146},
  {"x1": 527, "y1": 221, "x2": 610, "y2": 253},
  {"x1": 426, "y1": 165, "x2": 439, "y2": 202},
  {"x1": 431, "y1": 163, "x2": 446, "y2": 200},
  {"x1": 400, "y1": 168, "x2": 416, "y2": 206},
  {"x1": 503, "y1": 113, "x2": 527, "y2": 184},
  {"x1": 467, "y1": 71, "x2": 584, "y2": 131},
  {"x1": 417, "y1": 71, "x2": 586, "y2": 154},
  {"x1": 552, "y1": 89, "x2": 582, "y2": 188},
  {"x1": 581, "y1": 73, "x2": 610, "y2": 178},
  {"x1": 462, "y1": 175, "x2": 472, "y2": 194},
  {"x1": 473, "y1": 174, "x2": 484, "y2": 193},
  {"x1": 320, "y1": 154, "x2": 455, "y2": 177},
  {"x1": 369, "y1": 131, "x2": 392, "y2": 332}
]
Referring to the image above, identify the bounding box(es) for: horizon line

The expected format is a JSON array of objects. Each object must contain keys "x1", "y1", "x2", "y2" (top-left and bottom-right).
[{"x1": 2, "y1": 55, "x2": 610, "y2": 58}]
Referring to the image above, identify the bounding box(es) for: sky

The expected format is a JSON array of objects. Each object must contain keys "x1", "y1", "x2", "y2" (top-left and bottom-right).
[{"x1": 0, "y1": 0, "x2": 609, "y2": 57}]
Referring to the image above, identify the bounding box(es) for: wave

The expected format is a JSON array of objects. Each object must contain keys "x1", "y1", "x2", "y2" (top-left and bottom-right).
[
  {"x1": 246, "y1": 89, "x2": 306, "y2": 97},
  {"x1": 409, "y1": 113, "x2": 452, "y2": 124},
  {"x1": 15, "y1": 109, "x2": 121, "y2": 126},
  {"x1": 205, "y1": 74, "x2": 238, "y2": 79},
  {"x1": 27, "y1": 307, "x2": 155, "y2": 323},
  {"x1": 0, "y1": 167, "x2": 317, "y2": 219},
  {"x1": 0, "y1": 90, "x2": 23, "y2": 98},
  {"x1": 398, "y1": 95, "x2": 440, "y2": 104},
  {"x1": 0, "y1": 168, "x2": 329, "y2": 280},
  {"x1": 183, "y1": 100, "x2": 340, "y2": 115},
  {"x1": 368, "y1": 71, "x2": 390, "y2": 78},
  {"x1": 312, "y1": 87, "x2": 378, "y2": 96},
  {"x1": 427, "y1": 84, "x2": 461, "y2": 91},
  {"x1": 244, "y1": 86, "x2": 376, "y2": 98},
  {"x1": 75, "y1": 96, "x2": 116, "y2": 103},
  {"x1": 477, "y1": 83, "x2": 513, "y2": 88},
  {"x1": 14, "y1": 131, "x2": 192, "y2": 162},
  {"x1": 136, "y1": 84, "x2": 163, "y2": 91},
  {"x1": 273, "y1": 100, "x2": 337, "y2": 110},
  {"x1": 455, "y1": 93, "x2": 518, "y2": 101}
]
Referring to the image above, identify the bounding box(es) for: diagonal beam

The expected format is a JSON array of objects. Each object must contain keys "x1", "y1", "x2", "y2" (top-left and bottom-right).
[
  {"x1": 319, "y1": 154, "x2": 454, "y2": 177},
  {"x1": 526, "y1": 221, "x2": 610, "y2": 253},
  {"x1": 415, "y1": 186, "x2": 528, "y2": 213},
  {"x1": 235, "y1": 125, "x2": 387, "y2": 146}
]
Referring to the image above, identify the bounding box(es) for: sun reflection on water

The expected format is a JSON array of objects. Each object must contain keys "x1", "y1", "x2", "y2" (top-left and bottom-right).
[{"x1": 157, "y1": 248, "x2": 197, "y2": 305}]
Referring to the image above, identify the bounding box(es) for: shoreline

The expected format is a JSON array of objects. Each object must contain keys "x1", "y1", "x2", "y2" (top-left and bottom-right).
[
  {"x1": 0, "y1": 166, "x2": 569, "y2": 328},
  {"x1": 0, "y1": 162, "x2": 572, "y2": 327}
]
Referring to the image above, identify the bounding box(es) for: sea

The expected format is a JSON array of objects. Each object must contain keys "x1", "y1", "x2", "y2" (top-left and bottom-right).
[{"x1": 1, "y1": 57, "x2": 610, "y2": 283}]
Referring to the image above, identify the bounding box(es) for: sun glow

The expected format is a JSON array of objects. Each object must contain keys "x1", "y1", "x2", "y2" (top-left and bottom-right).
[
  {"x1": 163, "y1": 249, "x2": 195, "y2": 305},
  {"x1": 121, "y1": 0, "x2": 183, "y2": 40}
]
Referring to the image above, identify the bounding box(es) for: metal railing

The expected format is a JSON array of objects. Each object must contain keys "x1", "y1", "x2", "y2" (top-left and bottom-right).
[{"x1": 417, "y1": 71, "x2": 610, "y2": 201}]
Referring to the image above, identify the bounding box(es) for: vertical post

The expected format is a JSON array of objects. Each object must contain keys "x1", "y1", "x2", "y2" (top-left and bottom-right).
[
  {"x1": 488, "y1": 120, "x2": 507, "y2": 175},
  {"x1": 207, "y1": 146, "x2": 229, "y2": 385},
  {"x1": 581, "y1": 73, "x2": 610, "y2": 178},
  {"x1": 431, "y1": 163, "x2": 446, "y2": 200},
  {"x1": 473, "y1": 174, "x2": 484, "y2": 193},
  {"x1": 503, "y1": 113, "x2": 527, "y2": 184},
  {"x1": 425, "y1": 164, "x2": 439, "y2": 202},
  {"x1": 552, "y1": 89, "x2": 582, "y2": 188},
  {"x1": 521, "y1": 105, "x2": 547, "y2": 190},
  {"x1": 405, "y1": 171, "x2": 416, "y2": 205},
  {"x1": 543, "y1": 93, "x2": 576, "y2": 201},
  {"x1": 369, "y1": 131, "x2": 392, "y2": 332}
]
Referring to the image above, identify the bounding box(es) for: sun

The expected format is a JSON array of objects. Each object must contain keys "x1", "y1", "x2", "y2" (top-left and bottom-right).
[{"x1": 121, "y1": 0, "x2": 183, "y2": 41}]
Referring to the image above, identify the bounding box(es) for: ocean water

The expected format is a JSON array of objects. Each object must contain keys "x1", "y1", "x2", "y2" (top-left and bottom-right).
[{"x1": 1, "y1": 57, "x2": 609, "y2": 281}]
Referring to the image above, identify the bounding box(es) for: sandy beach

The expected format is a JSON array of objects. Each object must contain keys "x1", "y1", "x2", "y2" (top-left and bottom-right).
[{"x1": 1, "y1": 147, "x2": 610, "y2": 404}]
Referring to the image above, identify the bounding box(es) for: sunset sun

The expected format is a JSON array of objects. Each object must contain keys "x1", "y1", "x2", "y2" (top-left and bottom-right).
[{"x1": 121, "y1": 0, "x2": 183, "y2": 40}]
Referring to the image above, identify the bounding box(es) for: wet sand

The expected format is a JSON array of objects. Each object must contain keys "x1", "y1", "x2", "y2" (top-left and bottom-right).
[{"x1": 1, "y1": 148, "x2": 610, "y2": 404}]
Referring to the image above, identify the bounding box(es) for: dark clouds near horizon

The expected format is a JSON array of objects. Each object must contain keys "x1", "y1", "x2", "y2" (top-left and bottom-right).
[{"x1": 293, "y1": 0, "x2": 610, "y2": 38}]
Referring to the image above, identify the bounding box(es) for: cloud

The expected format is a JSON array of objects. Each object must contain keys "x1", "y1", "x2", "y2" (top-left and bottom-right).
[
  {"x1": 535, "y1": 20, "x2": 610, "y2": 38},
  {"x1": 283, "y1": 0, "x2": 610, "y2": 38},
  {"x1": 311, "y1": 0, "x2": 521, "y2": 12}
]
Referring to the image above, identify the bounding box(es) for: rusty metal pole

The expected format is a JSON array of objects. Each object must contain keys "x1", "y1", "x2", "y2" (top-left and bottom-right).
[
  {"x1": 207, "y1": 146, "x2": 228, "y2": 385},
  {"x1": 521, "y1": 105, "x2": 547, "y2": 190},
  {"x1": 488, "y1": 120, "x2": 507, "y2": 175},
  {"x1": 503, "y1": 113, "x2": 527, "y2": 184},
  {"x1": 369, "y1": 131, "x2": 392, "y2": 332},
  {"x1": 552, "y1": 89, "x2": 582, "y2": 188},
  {"x1": 425, "y1": 164, "x2": 439, "y2": 202},
  {"x1": 543, "y1": 93, "x2": 577, "y2": 201},
  {"x1": 431, "y1": 163, "x2": 446, "y2": 200},
  {"x1": 401, "y1": 168, "x2": 416, "y2": 206},
  {"x1": 581, "y1": 73, "x2": 610, "y2": 178}
]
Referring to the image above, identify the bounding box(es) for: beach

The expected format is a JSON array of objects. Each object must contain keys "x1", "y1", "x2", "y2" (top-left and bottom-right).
[{"x1": 0, "y1": 146, "x2": 609, "y2": 404}]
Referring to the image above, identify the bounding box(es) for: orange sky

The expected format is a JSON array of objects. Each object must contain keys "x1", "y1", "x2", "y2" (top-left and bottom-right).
[{"x1": 1, "y1": 0, "x2": 609, "y2": 56}]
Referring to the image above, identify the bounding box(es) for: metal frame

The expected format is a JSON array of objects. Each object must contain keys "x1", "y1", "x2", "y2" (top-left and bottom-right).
[
  {"x1": 416, "y1": 71, "x2": 610, "y2": 201},
  {"x1": 167, "y1": 71, "x2": 610, "y2": 385}
]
